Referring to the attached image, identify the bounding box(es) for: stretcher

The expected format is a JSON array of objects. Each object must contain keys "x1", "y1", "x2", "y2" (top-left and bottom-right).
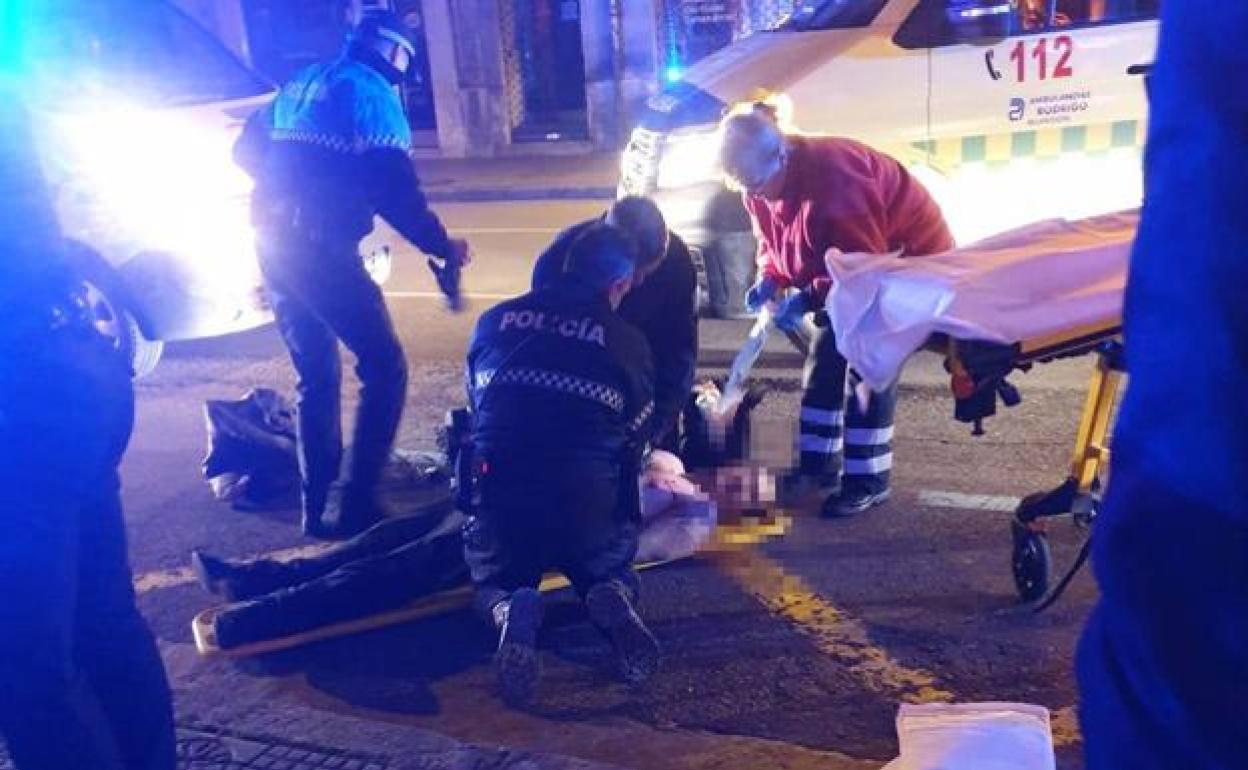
[
  {"x1": 192, "y1": 512, "x2": 791, "y2": 658},
  {"x1": 815, "y1": 210, "x2": 1136, "y2": 606}
]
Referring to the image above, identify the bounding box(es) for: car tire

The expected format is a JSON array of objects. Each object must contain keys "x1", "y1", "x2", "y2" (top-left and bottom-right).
[{"x1": 63, "y1": 242, "x2": 164, "y2": 378}]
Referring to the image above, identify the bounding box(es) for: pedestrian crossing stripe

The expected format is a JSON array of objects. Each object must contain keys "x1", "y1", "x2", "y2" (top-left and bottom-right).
[{"x1": 907, "y1": 120, "x2": 1144, "y2": 172}]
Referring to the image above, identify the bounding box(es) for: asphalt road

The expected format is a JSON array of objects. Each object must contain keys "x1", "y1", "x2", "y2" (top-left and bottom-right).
[{"x1": 120, "y1": 200, "x2": 1101, "y2": 770}]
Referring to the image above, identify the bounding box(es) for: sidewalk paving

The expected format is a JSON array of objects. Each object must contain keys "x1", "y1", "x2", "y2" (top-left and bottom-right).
[{"x1": 415, "y1": 152, "x2": 621, "y2": 203}]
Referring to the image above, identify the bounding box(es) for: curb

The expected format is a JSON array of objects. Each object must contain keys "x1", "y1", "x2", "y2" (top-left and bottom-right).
[{"x1": 426, "y1": 186, "x2": 617, "y2": 203}]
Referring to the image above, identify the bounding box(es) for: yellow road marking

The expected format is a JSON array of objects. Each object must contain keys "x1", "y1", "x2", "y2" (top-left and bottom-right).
[
  {"x1": 1051, "y1": 705, "x2": 1081, "y2": 747},
  {"x1": 710, "y1": 546, "x2": 955, "y2": 704}
]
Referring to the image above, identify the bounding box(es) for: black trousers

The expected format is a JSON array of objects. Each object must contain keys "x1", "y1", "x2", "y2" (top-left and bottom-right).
[
  {"x1": 215, "y1": 510, "x2": 468, "y2": 649},
  {"x1": 259, "y1": 233, "x2": 408, "y2": 519},
  {"x1": 0, "y1": 326, "x2": 175, "y2": 770},
  {"x1": 799, "y1": 324, "x2": 897, "y2": 493},
  {"x1": 463, "y1": 460, "x2": 639, "y2": 618}
]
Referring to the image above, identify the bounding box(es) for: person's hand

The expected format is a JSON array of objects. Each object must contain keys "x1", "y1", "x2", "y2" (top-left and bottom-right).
[
  {"x1": 771, "y1": 290, "x2": 812, "y2": 331},
  {"x1": 745, "y1": 275, "x2": 780, "y2": 314},
  {"x1": 448, "y1": 237, "x2": 471, "y2": 267}
]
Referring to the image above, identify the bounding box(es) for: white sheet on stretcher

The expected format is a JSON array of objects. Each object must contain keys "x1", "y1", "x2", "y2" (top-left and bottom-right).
[{"x1": 823, "y1": 209, "x2": 1137, "y2": 391}]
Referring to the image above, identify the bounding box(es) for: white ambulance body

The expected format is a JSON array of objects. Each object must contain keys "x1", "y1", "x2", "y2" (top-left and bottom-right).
[{"x1": 620, "y1": 0, "x2": 1159, "y2": 317}]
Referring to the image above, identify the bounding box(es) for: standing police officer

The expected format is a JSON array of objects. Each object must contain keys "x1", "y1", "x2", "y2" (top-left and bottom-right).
[
  {"x1": 0, "y1": 91, "x2": 176, "y2": 770},
  {"x1": 465, "y1": 224, "x2": 661, "y2": 706},
  {"x1": 235, "y1": 11, "x2": 469, "y2": 538}
]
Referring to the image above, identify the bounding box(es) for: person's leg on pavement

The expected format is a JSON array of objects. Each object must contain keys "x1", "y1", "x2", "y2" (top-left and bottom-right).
[
  {"x1": 213, "y1": 510, "x2": 471, "y2": 648},
  {"x1": 192, "y1": 508, "x2": 450, "y2": 602},
  {"x1": 556, "y1": 472, "x2": 659, "y2": 684},
  {"x1": 465, "y1": 469, "x2": 547, "y2": 706},
  {"x1": 789, "y1": 324, "x2": 848, "y2": 502},
  {"x1": 311, "y1": 249, "x2": 408, "y2": 535},
  {"x1": 0, "y1": 331, "x2": 174, "y2": 770},
  {"x1": 263, "y1": 255, "x2": 344, "y2": 537},
  {"x1": 825, "y1": 379, "x2": 897, "y2": 517}
]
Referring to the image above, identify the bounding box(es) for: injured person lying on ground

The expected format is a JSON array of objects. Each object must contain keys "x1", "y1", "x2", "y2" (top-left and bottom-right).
[{"x1": 191, "y1": 449, "x2": 716, "y2": 651}]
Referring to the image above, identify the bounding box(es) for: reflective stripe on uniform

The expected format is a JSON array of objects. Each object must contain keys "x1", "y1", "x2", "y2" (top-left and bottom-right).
[
  {"x1": 800, "y1": 405, "x2": 844, "y2": 426},
  {"x1": 800, "y1": 434, "x2": 844, "y2": 454},
  {"x1": 845, "y1": 426, "x2": 894, "y2": 446},
  {"x1": 845, "y1": 454, "x2": 893, "y2": 475}
]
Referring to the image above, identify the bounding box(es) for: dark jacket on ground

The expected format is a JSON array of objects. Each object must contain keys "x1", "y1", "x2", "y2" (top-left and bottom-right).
[
  {"x1": 467, "y1": 277, "x2": 655, "y2": 466},
  {"x1": 233, "y1": 49, "x2": 451, "y2": 259},
  {"x1": 532, "y1": 221, "x2": 697, "y2": 441}
]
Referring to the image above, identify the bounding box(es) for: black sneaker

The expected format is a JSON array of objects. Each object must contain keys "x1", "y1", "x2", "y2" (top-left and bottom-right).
[
  {"x1": 494, "y1": 588, "x2": 544, "y2": 707},
  {"x1": 821, "y1": 487, "x2": 891, "y2": 518},
  {"x1": 190, "y1": 550, "x2": 241, "y2": 602},
  {"x1": 585, "y1": 581, "x2": 661, "y2": 685}
]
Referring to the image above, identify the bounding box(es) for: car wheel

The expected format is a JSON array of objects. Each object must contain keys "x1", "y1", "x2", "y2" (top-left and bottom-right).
[{"x1": 64, "y1": 243, "x2": 165, "y2": 378}]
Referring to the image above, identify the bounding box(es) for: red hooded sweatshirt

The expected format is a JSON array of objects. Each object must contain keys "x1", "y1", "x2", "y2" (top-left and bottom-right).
[{"x1": 744, "y1": 136, "x2": 954, "y2": 303}]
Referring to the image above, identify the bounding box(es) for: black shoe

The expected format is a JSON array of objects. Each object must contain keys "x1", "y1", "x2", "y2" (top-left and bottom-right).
[
  {"x1": 585, "y1": 581, "x2": 661, "y2": 685},
  {"x1": 493, "y1": 588, "x2": 543, "y2": 707},
  {"x1": 821, "y1": 487, "x2": 891, "y2": 518},
  {"x1": 325, "y1": 488, "x2": 387, "y2": 538},
  {"x1": 191, "y1": 550, "x2": 241, "y2": 602}
]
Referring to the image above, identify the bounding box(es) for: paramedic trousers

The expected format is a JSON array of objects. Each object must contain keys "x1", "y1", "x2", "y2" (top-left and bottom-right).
[
  {"x1": 258, "y1": 232, "x2": 408, "y2": 521},
  {"x1": 0, "y1": 324, "x2": 176, "y2": 770},
  {"x1": 214, "y1": 509, "x2": 469, "y2": 649},
  {"x1": 799, "y1": 323, "x2": 897, "y2": 493},
  {"x1": 463, "y1": 459, "x2": 640, "y2": 619},
  {"x1": 1077, "y1": 467, "x2": 1248, "y2": 769}
]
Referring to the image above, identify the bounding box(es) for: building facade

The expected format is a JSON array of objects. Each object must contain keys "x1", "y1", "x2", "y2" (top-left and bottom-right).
[{"x1": 179, "y1": 0, "x2": 804, "y2": 157}]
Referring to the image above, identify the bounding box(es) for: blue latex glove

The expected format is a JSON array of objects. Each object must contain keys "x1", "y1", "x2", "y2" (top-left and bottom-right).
[
  {"x1": 745, "y1": 275, "x2": 781, "y2": 314},
  {"x1": 772, "y1": 290, "x2": 812, "y2": 331}
]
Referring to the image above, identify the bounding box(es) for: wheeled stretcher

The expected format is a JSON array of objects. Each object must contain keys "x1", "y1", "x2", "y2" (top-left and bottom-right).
[{"x1": 819, "y1": 210, "x2": 1136, "y2": 606}]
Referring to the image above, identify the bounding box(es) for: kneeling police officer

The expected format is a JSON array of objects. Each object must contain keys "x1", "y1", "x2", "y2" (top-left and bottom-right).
[{"x1": 464, "y1": 224, "x2": 660, "y2": 706}]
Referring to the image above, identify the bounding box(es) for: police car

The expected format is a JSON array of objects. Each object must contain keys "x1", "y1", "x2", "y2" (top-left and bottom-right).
[
  {"x1": 620, "y1": 0, "x2": 1159, "y2": 317},
  {"x1": 13, "y1": 1, "x2": 392, "y2": 376}
]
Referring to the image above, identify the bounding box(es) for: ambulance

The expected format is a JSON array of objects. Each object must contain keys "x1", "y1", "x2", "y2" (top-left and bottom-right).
[{"x1": 619, "y1": 0, "x2": 1159, "y2": 317}]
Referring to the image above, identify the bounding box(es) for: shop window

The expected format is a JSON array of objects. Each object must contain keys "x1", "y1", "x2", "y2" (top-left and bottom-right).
[{"x1": 896, "y1": 0, "x2": 1159, "y2": 49}]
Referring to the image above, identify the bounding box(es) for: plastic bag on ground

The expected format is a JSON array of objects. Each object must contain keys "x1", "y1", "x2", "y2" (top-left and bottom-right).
[{"x1": 886, "y1": 702, "x2": 1056, "y2": 770}]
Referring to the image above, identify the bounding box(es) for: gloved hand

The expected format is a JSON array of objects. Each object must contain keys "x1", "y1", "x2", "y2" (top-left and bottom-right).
[
  {"x1": 744, "y1": 275, "x2": 781, "y2": 314},
  {"x1": 428, "y1": 250, "x2": 463, "y2": 312},
  {"x1": 772, "y1": 290, "x2": 812, "y2": 331}
]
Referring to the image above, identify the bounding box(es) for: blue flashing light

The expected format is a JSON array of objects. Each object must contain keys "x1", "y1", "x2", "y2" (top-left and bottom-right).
[{"x1": 664, "y1": 65, "x2": 683, "y2": 83}]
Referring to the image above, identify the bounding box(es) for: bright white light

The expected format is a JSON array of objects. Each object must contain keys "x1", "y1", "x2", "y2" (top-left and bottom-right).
[
  {"x1": 657, "y1": 128, "x2": 723, "y2": 190},
  {"x1": 910, "y1": 148, "x2": 1144, "y2": 246},
  {"x1": 49, "y1": 101, "x2": 261, "y2": 299}
]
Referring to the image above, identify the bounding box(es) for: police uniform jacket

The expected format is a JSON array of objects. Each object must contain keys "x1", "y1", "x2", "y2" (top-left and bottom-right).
[
  {"x1": 532, "y1": 222, "x2": 696, "y2": 440},
  {"x1": 467, "y1": 277, "x2": 655, "y2": 467},
  {"x1": 234, "y1": 49, "x2": 452, "y2": 260}
]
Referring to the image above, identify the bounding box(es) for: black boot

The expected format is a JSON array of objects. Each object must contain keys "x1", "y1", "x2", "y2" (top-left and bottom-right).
[
  {"x1": 324, "y1": 484, "x2": 388, "y2": 539},
  {"x1": 191, "y1": 550, "x2": 247, "y2": 602},
  {"x1": 586, "y1": 581, "x2": 661, "y2": 685},
  {"x1": 492, "y1": 588, "x2": 543, "y2": 707}
]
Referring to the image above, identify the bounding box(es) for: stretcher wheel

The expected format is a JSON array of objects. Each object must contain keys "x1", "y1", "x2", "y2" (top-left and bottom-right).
[{"x1": 1011, "y1": 519, "x2": 1051, "y2": 603}]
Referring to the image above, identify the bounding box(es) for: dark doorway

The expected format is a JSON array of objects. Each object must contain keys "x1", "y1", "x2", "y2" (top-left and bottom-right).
[{"x1": 504, "y1": 0, "x2": 588, "y2": 142}]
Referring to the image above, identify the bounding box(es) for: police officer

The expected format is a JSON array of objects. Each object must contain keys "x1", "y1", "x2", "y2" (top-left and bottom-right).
[
  {"x1": 464, "y1": 224, "x2": 661, "y2": 706},
  {"x1": 719, "y1": 106, "x2": 954, "y2": 517},
  {"x1": 531, "y1": 196, "x2": 698, "y2": 450},
  {"x1": 0, "y1": 92, "x2": 176, "y2": 770},
  {"x1": 235, "y1": 10, "x2": 469, "y2": 538}
]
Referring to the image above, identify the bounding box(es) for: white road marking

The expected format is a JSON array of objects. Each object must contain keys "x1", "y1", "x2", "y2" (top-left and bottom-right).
[
  {"x1": 133, "y1": 543, "x2": 332, "y2": 595},
  {"x1": 917, "y1": 489, "x2": 1020, "y2": 513}
]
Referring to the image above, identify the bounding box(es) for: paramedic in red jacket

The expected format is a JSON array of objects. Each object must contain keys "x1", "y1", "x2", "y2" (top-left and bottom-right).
[{"x1": 719, "y1": 106, "x2": 954, "y2": 517}]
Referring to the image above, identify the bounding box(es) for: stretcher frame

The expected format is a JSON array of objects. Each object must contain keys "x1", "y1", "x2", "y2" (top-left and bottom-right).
[
  {"x1": 943, "y1": 318, "x2": 1124, "y2": 608},
  {"x1": 192, "y1": 512, "x2": 792, "y2": 658}
]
